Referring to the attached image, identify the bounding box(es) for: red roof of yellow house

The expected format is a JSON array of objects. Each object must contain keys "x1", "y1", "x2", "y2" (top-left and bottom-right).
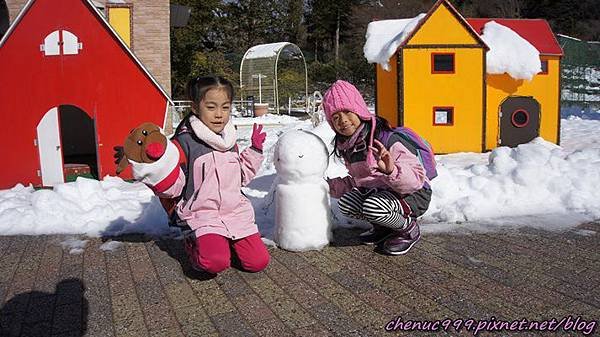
[{"x1": 466, "y1": 18, "x2": 563, "y2": 56}]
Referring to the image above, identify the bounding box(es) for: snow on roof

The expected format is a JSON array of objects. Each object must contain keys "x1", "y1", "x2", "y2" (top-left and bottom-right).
[
  {"x1": 468, "y1": 18, "x2": 563, "y2": 56},
  {"x1": 480, "y1": 21, "x2": 541, "y2": 81},
  {"x1": 244, "y1": 42, "x2": 291, "y2": 60},
  {"x1": 363, "y1": 14, "x2": 426, "y2": 71}
]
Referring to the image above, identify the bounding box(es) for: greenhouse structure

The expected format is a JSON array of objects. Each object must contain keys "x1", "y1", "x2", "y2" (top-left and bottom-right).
[{"x1": 240, "y1": 42, "x2": 308, "y2": 114}]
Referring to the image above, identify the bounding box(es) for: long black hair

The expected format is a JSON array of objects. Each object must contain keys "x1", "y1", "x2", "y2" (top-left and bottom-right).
[
  {"x1": 332, "y1": 115, "x2": 394, "y2": 159},
  {"x1": 175, "y1": 76, "x2": 234, "y2": 134}
]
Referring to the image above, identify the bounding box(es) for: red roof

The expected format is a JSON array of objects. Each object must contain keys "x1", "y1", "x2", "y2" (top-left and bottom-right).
[{"x1": 466, "y1": 18, "x2": 563, "y2": 56}]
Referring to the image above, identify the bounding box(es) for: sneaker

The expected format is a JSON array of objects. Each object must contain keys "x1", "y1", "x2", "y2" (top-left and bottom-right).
[
  {"x1": 382, "y1": 220, "x2": 421, "y2": 255},
  {"x1": 359, "y1": 225, "x2": 394, "y2": 245}
]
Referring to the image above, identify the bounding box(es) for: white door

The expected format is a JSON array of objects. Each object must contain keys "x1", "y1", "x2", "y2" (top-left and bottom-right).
[{"x1": 37, "y1": 107, "x2": 64, "y2": 186}]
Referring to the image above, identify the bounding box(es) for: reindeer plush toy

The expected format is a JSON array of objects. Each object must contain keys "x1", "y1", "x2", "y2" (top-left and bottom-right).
[{"x1": 114, "y1": 122, "x2": 181, "y2": 195}]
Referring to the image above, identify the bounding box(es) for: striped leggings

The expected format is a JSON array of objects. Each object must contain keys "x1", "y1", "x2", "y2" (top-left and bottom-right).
[{"x1": 338, "y1": 188, "x2": 413, "y2": 230}]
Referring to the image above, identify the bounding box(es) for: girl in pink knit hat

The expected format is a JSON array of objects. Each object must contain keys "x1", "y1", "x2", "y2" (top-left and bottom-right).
[{"x1": 324, "y1": 80, "x2": 431, "y2": 255}]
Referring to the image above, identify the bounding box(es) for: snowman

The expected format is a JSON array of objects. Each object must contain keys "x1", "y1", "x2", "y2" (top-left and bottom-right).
[{"x1": 273, "y1": 130, "x2": 332, "y2": 251}]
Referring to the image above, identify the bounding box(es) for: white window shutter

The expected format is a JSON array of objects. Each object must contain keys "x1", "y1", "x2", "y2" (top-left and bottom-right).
[
  {"x1": 43, "y1": 31, "x2": 60, "y2": 56},
  {"x1": 62, "y1": 30, "x2": 79, "y2": 55}
]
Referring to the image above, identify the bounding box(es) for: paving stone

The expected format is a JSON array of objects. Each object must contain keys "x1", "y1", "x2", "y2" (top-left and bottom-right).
[
  {"x1": 268, "y1": 297, "x2": 317, "y2": 330},
  {"x1": 110, "y1": 293, "x2": 147, "y2": 336},
  {"x1": 83, "y1": 239, "x2": 114, "y2": 337},
  {"x1": 0, "y1": 236, "x2": 31, "y2": 298},
  {"x1": 0, "y1": 309, "x2": 25, "y2": 336},
  {"x1": 19, "y1": 321, "x2": 53, "y2": 337},
  {"x1": 252, "y1": 317, "x2": 294, "y2": 336},
  {"x1": 318, "y1": 282, "x2": 367, "y2": 314},
  {"x1": 232, "y1": 293, "x2": 276, "y2": 323},
  {"x1": 52, "y1": 302, "x2": 83, "y2": 334},
  {"x1": 243, "y1": 274, "x2": 288, "y2": 305},
  {"x1": 293, "y1": 324, "x2": 334, "y2": 336},
  {"x1": 32, "y1": 239, "x2": 64, "y2": 295},
  {"x1": 5, "y1": 236, "x2": 46, "y2": 297},
  {"x1": 210, "y1": 310, "x2": 258, "y2": 336},
  {"x1": 215, "y1": 269, "x2": 254, "y2": 298},
  {"x1": 329, "y1": 271, "x2": 376, "y2": 293},
  {"x1": 173, "y1": 304, "x2": 217, "y2": 336},
  {"x1": 58, "y1": 241, "x2": 85, "y2": 281},
  {"x1": 23, "y1": 294, "x2": 55, "y2": 323},
  {"x1": 148, "y1": 327, "x2": 185, "y2": 337},
  {"x1": 300, "y1": 250, "x2": 343, "y2": 274},
  {"x1": 164, "y1": 281, "x2": 200, "y2": 309},
  {"x1": 279, "y1": 281, "x2": 328, "y2": 309},
  {"x1": 126, "y1": 242, "x2": 179, "y2": 333},
  {"x1": 309, "y1": 302, "x2": 363, "y2": 336},
  {"x1": 196, "y1": 286, "x2": 236, "y2": 316},
  {"x1": 55, "y1": 278, "x2": 85, "y2": 306}
]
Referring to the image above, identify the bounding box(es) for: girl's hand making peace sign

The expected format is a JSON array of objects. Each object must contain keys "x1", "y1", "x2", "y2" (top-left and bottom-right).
[{"x1": 369, "y1": 139, "x2": 395, "y2": 175}]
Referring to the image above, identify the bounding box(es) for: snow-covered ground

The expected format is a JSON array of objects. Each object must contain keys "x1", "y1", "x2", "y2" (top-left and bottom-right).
[{"x1": 1, "y1": 114, "x2": 599, "y2": 240}]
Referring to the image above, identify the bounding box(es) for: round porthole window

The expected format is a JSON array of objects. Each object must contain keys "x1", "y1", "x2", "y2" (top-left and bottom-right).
[{"x1": 511, "y1": 109, "x2": 529, "y2": 128}]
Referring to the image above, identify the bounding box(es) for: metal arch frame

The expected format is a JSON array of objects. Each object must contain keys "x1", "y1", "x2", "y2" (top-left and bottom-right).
[{"x1": 240, "y1": 42, "x2": 308, "y2": 114}]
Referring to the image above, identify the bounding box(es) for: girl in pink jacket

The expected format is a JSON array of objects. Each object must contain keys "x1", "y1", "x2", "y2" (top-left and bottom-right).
[
  {"x1": 324, "y1": 80, "x2": 432, "y2": 255},
  {"x1": 135, "y1": 76, "x2": 270, "y2": 274}
]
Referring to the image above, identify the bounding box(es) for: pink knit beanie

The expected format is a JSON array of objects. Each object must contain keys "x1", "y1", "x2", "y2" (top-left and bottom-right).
[
  {"x1": 322, "y1": 80, "x2": 372, "y2": 128},
  {"x1": 322, "y1": 80, "x2": 377, "y2": 167}
]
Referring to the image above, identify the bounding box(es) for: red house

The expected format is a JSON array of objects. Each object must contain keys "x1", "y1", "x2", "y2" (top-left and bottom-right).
[{"x1": 0, "y1": 0, "x2": 172, "y2": 189}]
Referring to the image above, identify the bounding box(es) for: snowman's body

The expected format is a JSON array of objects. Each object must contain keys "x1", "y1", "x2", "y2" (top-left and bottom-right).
[{"x1": 274, "y1": 130, "x2": 332, "y2": 251}]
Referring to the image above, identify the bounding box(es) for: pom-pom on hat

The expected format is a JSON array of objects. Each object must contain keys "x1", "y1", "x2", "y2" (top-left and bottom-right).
[{"x1": 322, "y1": 80, "x2": 372, "y2": 127}]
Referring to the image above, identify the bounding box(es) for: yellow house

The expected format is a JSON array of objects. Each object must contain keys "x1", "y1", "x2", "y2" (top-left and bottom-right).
[{"x1": 374, "y1": 0, "x2": 563, "y2": 153}]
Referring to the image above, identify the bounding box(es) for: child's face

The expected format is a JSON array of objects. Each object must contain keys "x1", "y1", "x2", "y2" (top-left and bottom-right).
[
  {"x1": 331, "y1": 110, "x2": 361, "y2": 137},
  {"x1": 197, "y1": 87, "x2": 231, "y2": 134}
]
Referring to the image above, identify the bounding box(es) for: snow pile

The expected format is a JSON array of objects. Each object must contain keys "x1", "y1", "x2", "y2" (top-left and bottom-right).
[
  {"x1": 273, "y1": 130, "x2": 332, "y2": 251},
  {"x1": 481, "y1": 21, "x2": 541, "y2": 80},
  {"x1": 0, "y1": 176, "x2": 169, "y2": 236},
  {"x1": 61, "y1": 238, "x2": 89, "y2": 255},
  {"x1": 232, "y1": 114, "x2": 301, "y2": 126},
  {"x1": 363, "y1": 14, "x2": 427, "y2": 71},
  {"x1": 424, "y1": 137, "x2": 600, "y2": 231},
  {"x1": 100, "y1": 240, "x2": 124, "y2": 251}
]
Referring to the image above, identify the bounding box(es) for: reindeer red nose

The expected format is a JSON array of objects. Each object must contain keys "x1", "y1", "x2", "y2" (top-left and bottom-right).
[{"x1": 145, "y1": 142, "x2": 165, "y2": 160}]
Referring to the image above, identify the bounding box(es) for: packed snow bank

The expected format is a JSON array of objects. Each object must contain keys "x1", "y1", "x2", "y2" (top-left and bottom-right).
[
  {"x1": 481, "y1": 21, "x2": 541, "y2": 80},
  {"x1": 363, "y1": 14, "x2": 426, "y2": 71},
  {"x1": 423, "y1": 136, "x2": 600, "y2": 232},
  {"x1": 0, "y1": 176, "x2": 169, "y2": 236}
]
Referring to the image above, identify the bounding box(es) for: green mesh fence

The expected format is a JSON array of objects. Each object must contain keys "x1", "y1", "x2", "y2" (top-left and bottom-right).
[{"x1": 558, "y1": 34, "x2": 600, "y2": 115}]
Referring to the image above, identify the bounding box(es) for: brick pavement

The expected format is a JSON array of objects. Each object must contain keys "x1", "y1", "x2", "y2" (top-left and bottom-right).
[{"x1": 0, "y1": 221, "x2": 598, "y2": 336}]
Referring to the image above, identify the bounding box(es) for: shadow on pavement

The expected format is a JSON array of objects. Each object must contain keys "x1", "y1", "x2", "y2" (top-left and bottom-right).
[{"x1": 0, "y1": 278, "x2": 88, "y2": 336}]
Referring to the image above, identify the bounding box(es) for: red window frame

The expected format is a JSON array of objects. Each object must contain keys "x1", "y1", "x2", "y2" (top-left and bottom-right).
[
  {"x1": 431, "y1": 53, "x2": 455, "y2": 74},
  {"x1": 433, "y1": 106, "x2": 454, "y2": 126}
]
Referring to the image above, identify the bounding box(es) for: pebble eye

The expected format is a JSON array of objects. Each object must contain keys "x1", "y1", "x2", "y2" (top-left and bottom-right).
[
  {"x1": 137, "y1": 140, "x2": 143, "y2": 145},
  {"x1": 142, "y1": 130, "x2": 148, "y2": 136}
]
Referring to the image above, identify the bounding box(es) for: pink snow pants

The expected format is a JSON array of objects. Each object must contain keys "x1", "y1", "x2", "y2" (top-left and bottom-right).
[{"x1": 193, "y1": 233, "x2": 270, "y2": 274}]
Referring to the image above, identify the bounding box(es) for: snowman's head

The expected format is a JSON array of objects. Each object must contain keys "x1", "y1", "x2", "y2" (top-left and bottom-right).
[{"x1": 274, "y1": 130, "x2": 329, "y2": 184}]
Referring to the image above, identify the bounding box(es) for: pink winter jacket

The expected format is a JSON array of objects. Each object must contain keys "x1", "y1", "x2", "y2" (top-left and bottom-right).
[
  {"x1": 328, "y1": 133, "x2": 428, "y2": 199},
  {"x1": 137, "y1": 124, "x2": 263, "y2": 240}
]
